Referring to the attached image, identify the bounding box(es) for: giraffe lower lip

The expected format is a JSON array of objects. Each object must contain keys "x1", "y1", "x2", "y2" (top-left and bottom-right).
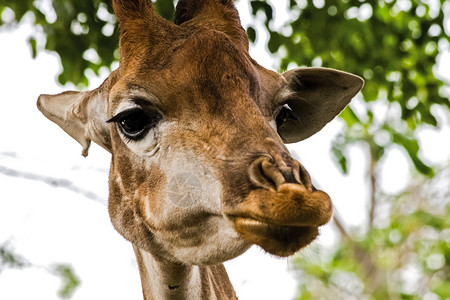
[{"x1": 231, "y1": 216, "x2": 319, "y2": 257}]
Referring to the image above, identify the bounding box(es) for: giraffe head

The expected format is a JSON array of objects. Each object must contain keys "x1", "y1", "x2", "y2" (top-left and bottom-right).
[{"x1": 37, "y1": 0, "x2": 363, "y2": 264}]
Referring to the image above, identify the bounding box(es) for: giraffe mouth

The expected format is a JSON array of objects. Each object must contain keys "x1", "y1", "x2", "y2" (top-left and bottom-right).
[
  {"x1": 230, "y1": 216, "x2": 319, "y2": 257},
  {"x1": 226, "y1": 183, "x2": 332, "y2": 257}
]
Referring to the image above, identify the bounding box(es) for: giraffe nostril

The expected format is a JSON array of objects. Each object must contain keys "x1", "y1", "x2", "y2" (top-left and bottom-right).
[
  {"x1": 248, "y1": 157, "x2": 281, "y2": 191},
  {"x1": 282, "y1": 171, "x2": 298, "y2": 184},
  {"x1": 249, "y1": 157, "x2": 314, "y2": 192},
  {"x1": 294, "y1": 161, "x2": 314, "y2": 192}
]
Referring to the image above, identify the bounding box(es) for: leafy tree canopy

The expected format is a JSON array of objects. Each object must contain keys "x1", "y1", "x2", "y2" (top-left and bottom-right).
[
  {"x1": 248, "y1": 0, "x2": 449, "y2": 176},
  {"x1": 1, "y1": 0, "x2": 448, "y2": 176},
  {"x1": 293, "y1": 166, "x2": 450, "y2": 299}
]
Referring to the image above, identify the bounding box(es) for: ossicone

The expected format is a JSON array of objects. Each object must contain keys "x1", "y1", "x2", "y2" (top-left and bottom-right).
[{"x1": 112, "y1": 0, "x2": 155, "y2": 24}]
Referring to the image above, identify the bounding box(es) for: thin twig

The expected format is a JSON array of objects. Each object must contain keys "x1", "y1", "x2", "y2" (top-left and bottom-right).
[
  {"x1": 333, "y1": 214, "x2": 384, "y2": 293},
  {"x1": 333, "y1": 214, "x2": 352, "y2": 240},
  {"x1": 0, "y1": 166, "x2": 105, "y2": 204},
  {"x1": 368, "y1": 144, "x2": 378, "y2": 230}
]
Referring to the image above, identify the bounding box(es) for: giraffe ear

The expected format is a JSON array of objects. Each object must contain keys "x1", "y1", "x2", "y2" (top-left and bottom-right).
[
  {"x1": 276, "y1": 67, "x2": 364, "y2": 143},
  {"x1": 37, "y1": 89, "x2": 111, "y2": 157}
]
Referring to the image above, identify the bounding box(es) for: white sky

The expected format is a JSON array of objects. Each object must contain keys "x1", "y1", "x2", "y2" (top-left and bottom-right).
[{"x1": 0, "y1": 1, "x2": 449, "y2": 300}]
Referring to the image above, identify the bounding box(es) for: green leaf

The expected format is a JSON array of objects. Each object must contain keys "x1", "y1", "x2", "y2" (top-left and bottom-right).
[
  {"x1": 0, "y1": 246, "x2": 27, "y2": 269},
  {"x1": 431, "y1": 275, "x2": 450, "y2": 297},
  {"x1": 331, "y1": 144, "x2": 348, "y2": 174},
  {"x1": 390, "y1": 130, "x2": 434, "y2": 176},
  {"x1": 339, "y1": 106, "x2": 361, "y2": 128},
  {"x1": 247, "y1": 26, "x2": 256, "y2": 43},
  {"x1": 28, "y1": 37, "x2": 37, "y2": 58},
  {"x1": 268, "y1": 31, "x2": 281, "y2": 53},
  {"x1": 52, "y1": 264, "x2": 80, "y2": 299},
  {"x1": 153, "y1": 0, "x2": 175, "y2": 21},
  {"x1": 250, "y1": 0, "x2": 273, "y2": 23}
]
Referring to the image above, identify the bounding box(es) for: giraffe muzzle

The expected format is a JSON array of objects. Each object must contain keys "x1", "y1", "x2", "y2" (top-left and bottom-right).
[{"x1": 227, "y1": 156, "x2": 333, "y2": 256}]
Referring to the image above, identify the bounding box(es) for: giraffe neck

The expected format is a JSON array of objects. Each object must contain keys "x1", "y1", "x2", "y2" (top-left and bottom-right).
[{"x1": 133, "y1": 245, "x2": 237, "y2": 300}]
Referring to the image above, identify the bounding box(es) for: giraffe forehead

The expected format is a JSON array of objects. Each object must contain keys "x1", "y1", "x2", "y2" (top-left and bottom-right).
[{"x1": 109, "y1": 30, "x2": 262, "y2": 114}]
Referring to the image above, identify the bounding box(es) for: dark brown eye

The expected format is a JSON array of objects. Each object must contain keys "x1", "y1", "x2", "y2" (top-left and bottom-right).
[
  {"x1": 108, "y1": 108, "x2": 161, "y2": 141},
  {"x1": 276, "y1": 104, "x2": 299, "y2": 129}
]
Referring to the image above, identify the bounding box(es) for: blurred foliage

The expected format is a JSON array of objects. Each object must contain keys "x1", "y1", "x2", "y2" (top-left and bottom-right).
[
  {"x1": 1, "y1": 0, "x2": 116, "y2": 86},
  {"x1": 0, "y1": 0, "x2": 172, "y2": 86},
  {"x1": 249, "y1": 0, "x2": 449, "y2": 176},
  {"x1": 0, "y1": 243, "x2": 80, "y2": 298},
  {"x1": 52, "y1": 264, "x2": 80, "y2": 299},
  {"x1": 0, "y1": 245, "x2": 28, "y2": 270},
  {"x1": 293, "y1": 166, "x2": 450, "y2": 300},
  {"x1": 0, "y1": 0, "x2": 447, "y2": 174},
  {"x1": 247, "y1": 3, "x2": 449, "y2": 298}
]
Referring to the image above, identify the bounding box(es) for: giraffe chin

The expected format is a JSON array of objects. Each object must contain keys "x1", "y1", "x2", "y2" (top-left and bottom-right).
[{"x1": 232, "y1": 217, "x2": 319, "y2": 257}]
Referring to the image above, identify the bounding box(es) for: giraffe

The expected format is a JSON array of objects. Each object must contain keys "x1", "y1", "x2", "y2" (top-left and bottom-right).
[{"x1": 37, "y1": 0, "x2": 364, "y2": 299}]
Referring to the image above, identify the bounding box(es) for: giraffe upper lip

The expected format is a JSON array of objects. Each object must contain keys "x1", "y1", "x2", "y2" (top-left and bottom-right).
[{"x1": 225, "y1": 183, "x2": 333, "y2": 228}]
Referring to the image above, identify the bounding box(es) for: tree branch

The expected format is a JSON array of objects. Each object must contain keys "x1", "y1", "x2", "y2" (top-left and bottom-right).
[
  {"x1": 333, "y1": 214, "x2": 352, "y2": 240},
  {"x1": 333, "y1": 214, "x2": 385, "y2": 294},
  {"x1": 0, "y1": 166, "x2": 105, "y2": 204},
  {"x1": 368, "y1": 147, "x2": 377, "y2": 230}
]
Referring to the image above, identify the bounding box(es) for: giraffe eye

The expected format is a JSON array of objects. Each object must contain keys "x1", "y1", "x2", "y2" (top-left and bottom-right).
[
  {"x1": 276, "y1": 104, "x2": 299, "y2": 129},
  {"x1": 108, "y1": 108, "x2": 161, "y2": 141}
]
